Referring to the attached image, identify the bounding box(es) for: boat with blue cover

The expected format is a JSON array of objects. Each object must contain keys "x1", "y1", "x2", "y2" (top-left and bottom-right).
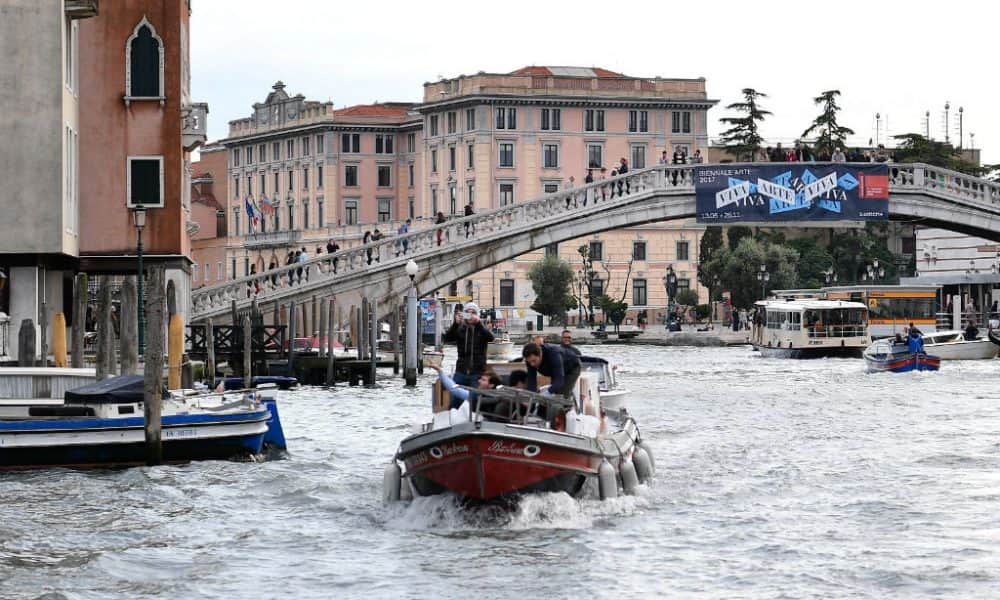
[
  {"x1": 863, "y1": 339, "x2": 941, "y2": 373},
  {"x1": 0, "y1": 375, "x2": 286, "y2": 470}
]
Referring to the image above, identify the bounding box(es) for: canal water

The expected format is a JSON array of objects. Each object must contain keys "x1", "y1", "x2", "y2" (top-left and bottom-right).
[{"x1": 3, "y1": 345, "x2": 1000, "y2": 599}]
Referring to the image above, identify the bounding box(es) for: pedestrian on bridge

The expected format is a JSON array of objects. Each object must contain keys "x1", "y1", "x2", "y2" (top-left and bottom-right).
[
  {"x1": 326, "y1": 239, "x2": 340, "y2": 273},
  {"x1": 618, "y1": 158, "x2": 629, "y2": 195},
  {"x1": 464, "y1": 202, "x2": 475, "y2": 238},
  {"x1": 435, "y1": 211, "x2": 447, "y2": 246}
]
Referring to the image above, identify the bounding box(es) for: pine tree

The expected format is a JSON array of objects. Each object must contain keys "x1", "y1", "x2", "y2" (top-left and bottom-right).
[
  {"x1": 802, "y1": 90, "x2": 854, "y2": 158},
  {"x1": 718, "y1": 88, "x2": 771, "y2": 161}
]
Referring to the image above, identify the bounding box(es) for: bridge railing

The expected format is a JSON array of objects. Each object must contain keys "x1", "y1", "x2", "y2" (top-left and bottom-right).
[
  {"x1": 889, "y1": 163, "x2": 1000, "y2": 207},
  {"x1": 192, "y1": 164, "x2": 690, "y2": 318}
]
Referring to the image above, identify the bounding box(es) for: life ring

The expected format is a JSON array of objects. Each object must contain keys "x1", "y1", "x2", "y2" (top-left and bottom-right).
[{"x1": 429, "y1": 446, "x2": 443, "y2": 459}]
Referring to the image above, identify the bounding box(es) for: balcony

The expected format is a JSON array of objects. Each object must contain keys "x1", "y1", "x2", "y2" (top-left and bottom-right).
[
  {"x1": 65, "y1": 0, "x2": 98, "y2": 19},
  {"x1": 182, "y1": 102, "x2": 209, "y2": 151},
  {"x1": 245, "y1": 230, "x2": 301, "y2": 249}
]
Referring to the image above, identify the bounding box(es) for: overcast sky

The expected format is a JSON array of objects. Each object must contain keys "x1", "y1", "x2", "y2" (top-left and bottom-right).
[{"x1": 192, "y1": 0, "x2": 997, "y2": 164}]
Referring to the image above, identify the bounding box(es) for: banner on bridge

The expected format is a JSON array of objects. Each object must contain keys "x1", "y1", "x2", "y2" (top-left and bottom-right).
[{"x1": 694, "y1": 164, "x2": 889, "y2": 224}]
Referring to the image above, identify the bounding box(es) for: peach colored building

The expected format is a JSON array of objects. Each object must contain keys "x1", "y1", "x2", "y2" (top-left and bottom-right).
[
  {"x1": 189, "y1": 144, "x2": 227, "y2": 288},
  {"x1": 78, "y1": 0, "x2": 207, "y2": 315}
]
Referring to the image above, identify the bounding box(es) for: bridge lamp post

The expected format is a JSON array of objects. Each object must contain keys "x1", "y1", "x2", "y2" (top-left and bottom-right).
[
  {"x1": 757, "y1": 264, "x2": 770, "y2": 300},
  {"x1": 575, "y1": 269, "x2": 585, "y2": 328},
  {"x1": 663, "y1": 265, "x2": 677, "y2": 329},
  {"x1": 862, "y1": 259, "x2": 885, "y2": 284},
  {"x1": 824, "y1": 267, "x2": 838, "y2": 286},
  {"x1": 132, "y1": 207, "x2": 147, "y2": 355},
  {"x1": 404, "y1": 259, "x2": 419, "y2": 387}
]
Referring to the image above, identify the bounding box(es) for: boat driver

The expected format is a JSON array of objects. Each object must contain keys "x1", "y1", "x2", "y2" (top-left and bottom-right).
[{"x1": 522, "y1": 341, "x2": 581, "y2": 401}]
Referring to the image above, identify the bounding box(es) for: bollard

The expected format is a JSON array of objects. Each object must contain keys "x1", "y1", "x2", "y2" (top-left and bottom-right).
[
  {"x1": 168, "y1": 313, "x2": 183, "y2": 390},
  {"x1": 71, "y1": 273, "x2": 87, "y2": 368},
  {"x1": 96, "y1": 279, "x2": 113, "y2": 380},
  {"x1": 144, "y1": 267, "x2": 166, "y2": 465},
  {"x1": 52, "y1": 312, "x2": 68, "y2": 367},
  {"x1": 119, "y1": 277, "x2": 138, "y2": 375}
]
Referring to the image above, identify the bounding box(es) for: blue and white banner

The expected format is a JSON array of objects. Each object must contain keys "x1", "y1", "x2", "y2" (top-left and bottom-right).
[{"x1": 695, "y1": 163, "x2": 889, "y2": 223}]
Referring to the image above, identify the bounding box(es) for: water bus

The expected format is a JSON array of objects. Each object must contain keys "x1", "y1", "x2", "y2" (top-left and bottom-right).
[{"x1": 751, "y1": 299, "x2": 869, "y2": 358}]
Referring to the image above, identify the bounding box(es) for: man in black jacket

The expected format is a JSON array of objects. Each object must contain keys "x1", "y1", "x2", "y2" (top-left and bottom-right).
[
  {"x1": 522, "y1": 341, "x2": 581, "y2": 399},
  {"x1": 443, "y1": 302, "x2": 494, "y2": 408}
]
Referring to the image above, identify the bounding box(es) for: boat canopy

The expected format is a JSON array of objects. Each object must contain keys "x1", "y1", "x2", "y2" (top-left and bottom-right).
[{"x1": 64, "y1": 375, "x2": 164, "y2": 404}]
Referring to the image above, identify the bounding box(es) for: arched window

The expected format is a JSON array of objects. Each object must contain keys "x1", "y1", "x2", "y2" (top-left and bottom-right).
[{"x1": 125, "y1": 17, "x2": 164, "y2": 100}]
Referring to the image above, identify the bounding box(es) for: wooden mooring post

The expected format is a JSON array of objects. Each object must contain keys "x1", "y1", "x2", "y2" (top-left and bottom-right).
[
  {"x1": 71, "y1": 273, "x2": 87, "y2": 368},
  {"x1": 144, "y1": 267, "x2": 166, "y2": 465},
  {"x1": 368, "y1": 298, "x2": 377, "y2": 386},
  {"x1": 326, "y1": 295, "x2": 336, "y2": 386},
  {"x1": 96, "y1": 277, "x2": 113, "y2": 380},
  {"x1": 120, "y1": 277, "x2": 138, "y2": 375},
  {"x1": 205, "y1": 318, "x2": 215, "y2": 386},
  {"x1": 243, "y1": 313, "x2": 252, "y2": 389},
  {"x1": 391, "y1": 302, "x2": 400, "y2": 375},
  {"x1": 287, "y1": 300, "x2": 297, "y2": 378}
]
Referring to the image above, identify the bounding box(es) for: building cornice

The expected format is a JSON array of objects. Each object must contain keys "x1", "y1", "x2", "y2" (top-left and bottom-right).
[{"x1": 416, "y1": 94, "x2": 719, "y2": 113}]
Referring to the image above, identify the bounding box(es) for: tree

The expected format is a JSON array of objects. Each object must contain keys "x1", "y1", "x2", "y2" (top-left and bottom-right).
[
  {"x1": 727, "y1": 225, "x2": 753, "y2": 249},
  {"x1": 596, "y1": 254, "x2": 635, "y2": 333},
  {"x1": 801, "y1": 90, "x2": 855, "y2": 158},
  {"x1": 698, "y1": 226, "x2": 724, "y2": 301},
  {"x1": 787, "y1": 236, "x2": 834, "y2": 289},
  {"x1": 527, "y1": 256, "x2": 576, "y2": 326},
  {"x1": 827, "y1": 225, "x2": 898, "y2": 284},
  {"x1": 718, "y1": 88, "x2": 772, "y2": 161},
  {"x1": 892, "y1": 133, "x2": 985, "y2": 175},
  {"x1": 705, "y1": 237, "x2": 799, "y2": 309},
  {"x1": 675, "y1": 288, "x2": 699, "y2": 307}
]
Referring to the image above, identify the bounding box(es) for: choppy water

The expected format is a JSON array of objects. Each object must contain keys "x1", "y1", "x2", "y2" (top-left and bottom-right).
[{"x1": 3, "y1": 345, "x2": 1000, "y2": 599}]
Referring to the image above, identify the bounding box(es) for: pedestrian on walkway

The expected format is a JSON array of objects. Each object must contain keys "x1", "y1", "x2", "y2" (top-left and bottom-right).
[
  {"x1": 464, "y1": 202, "x2": 475, "y2": 238},
  {"x1": 618, "y1": 157, "x2": 629, "y2": 195},
  {"x1": 363, "y1": 230, "x2": 373, "y2": 265},
  {"x1": 326, "y1": 239, "x2": 340, "y2": 273},
  {"x1": 435, "y1": 211, "x2": 447, "y2": 246}
]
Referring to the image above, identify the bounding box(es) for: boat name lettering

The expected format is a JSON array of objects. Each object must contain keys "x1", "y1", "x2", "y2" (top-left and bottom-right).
[
  {"x1": 489, "y1": 440, "x2": 526, "y2": 455},
  {"x1": 428, "y1": 443, "x2": 468, "y2": 460},
  {"x1": 165, "y1": 428, "x2": 197, "y2": 439}
]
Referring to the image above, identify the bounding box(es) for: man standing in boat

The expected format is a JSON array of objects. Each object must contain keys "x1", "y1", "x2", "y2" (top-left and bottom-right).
[
  {"x1": 443, "y1": 302, "x2": 494, "y2": 408},
  {"x1": 521, "y1": 341, "x2": 582, "y2": 401},
  {"x1": 560, "y1": 330, "x2": 582, "y2": 356}
]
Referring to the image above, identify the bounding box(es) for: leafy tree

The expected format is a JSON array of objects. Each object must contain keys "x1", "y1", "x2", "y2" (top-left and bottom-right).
[
  {"x1": 827, "y1": 226, "x2": 898, "y2": 284},
  {"x1": 528, "y1": 256, "x2": 576, "y2": 326},
  {"x1": 675, "y1": 288, "x2": 700, "y2": 307},
  {"x1": 698, "y1": 226, "x2": 724, "y2": 301},
  {"x1": 706, "y1": 237, "x2": 798, "y2": 308},
  {"x1": 801, "y1": 90, "x2": 855, "y2": 158},
  {"x1": 891, "y1": 133, "x2": 984, "y2": 176},
  {"x1": 597, "y1": 295, "x2": 628, "y2": 331},
  {"x1": 787, "y1": 236, "x2": 834, "y2": 289},
  {"x1": 727, "y1": 225, "x2": 753, "y2": 249},
  {"x1": 718, "y1": 88, "x2": 772, "y2": 161}
]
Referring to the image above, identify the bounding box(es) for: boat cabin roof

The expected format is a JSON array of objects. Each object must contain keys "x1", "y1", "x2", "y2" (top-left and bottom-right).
[
  {"x1": 64, "y1": 375, "x2": 165, "y2": 404},
  {"x1": 754, "y1": 299, "x2": 867, "y2": 312}
]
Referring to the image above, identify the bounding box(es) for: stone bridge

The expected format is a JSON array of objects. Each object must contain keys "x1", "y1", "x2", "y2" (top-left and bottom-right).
[{"x1": 191, "y1": 162, "x2": 1000, "y2": 323}]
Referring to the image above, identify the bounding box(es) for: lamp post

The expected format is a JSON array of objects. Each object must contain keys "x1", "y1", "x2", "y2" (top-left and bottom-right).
[
  {"x1": 404, "y1": 259, "x2": 419, "y2": 387},
  {"x1": 757, "y1": 264, "x2": 770, "y2": 300},
  {"x1": 132, "y1": 207, "x2": 147, "y2": 354},
  {"x1": 662, "y1": 265, "x2": 677, "y2": 329},
  {"x1": 862, "y1": 258, "x2": 885, "y2": 284},
  {"x1": 575, "y1": 269, "x2": 585, "y2": 328},
  {"x1": 824, "y1": 266, "x2": 838, "y2": 286}
]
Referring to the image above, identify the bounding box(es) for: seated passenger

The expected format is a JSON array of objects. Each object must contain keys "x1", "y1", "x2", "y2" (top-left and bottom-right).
[
  {"x1": 965, "y1": 320, "x2": 980, "y2": 340},
  {"x1": 429, "y1": 365, "x2": 501, "y2": 410}
]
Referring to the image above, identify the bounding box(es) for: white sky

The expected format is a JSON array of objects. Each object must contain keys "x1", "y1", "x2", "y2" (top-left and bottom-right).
[{"x1": 192, "y1": 0, "x2": 998, "y2": 164}]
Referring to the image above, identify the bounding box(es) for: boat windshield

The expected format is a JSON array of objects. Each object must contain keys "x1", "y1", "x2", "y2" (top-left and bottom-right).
[
  {"x1": 804, "y1": 307, "x2": 867, "y2": 339},
  {"x1": 580, "y1": 362, "x2": 607, "y2": 386}
]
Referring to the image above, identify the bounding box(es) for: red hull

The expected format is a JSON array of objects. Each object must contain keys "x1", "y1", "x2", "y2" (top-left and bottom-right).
[{"x1": 402, "y1": 435, "x2": 599, "y2": 501}]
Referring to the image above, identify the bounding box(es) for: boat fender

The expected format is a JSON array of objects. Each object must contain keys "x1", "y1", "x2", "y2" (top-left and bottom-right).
[
  {"x1": 637, "y1": 440, "x2": 656, "y2": 474},
  {"x1": 633, "y1": 446, "x2": 654, "y2": 482},
  {"x1": 382, "y1": 461, "x2": 402, "y2": 504},
  {"x1": 620, "y1": 459, "x2": 640, "y2": 495},
  {"x1": 598, "y1": 460, "x2": 618, "y2": 500},
  {"x1": 399, "y1": 476, "x2": 414, "y2": 502}
]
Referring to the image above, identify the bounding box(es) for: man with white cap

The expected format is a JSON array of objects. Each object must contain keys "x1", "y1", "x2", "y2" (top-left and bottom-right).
[{"x1": 442, "y1": 302, "x2": 495, "y2": 408}]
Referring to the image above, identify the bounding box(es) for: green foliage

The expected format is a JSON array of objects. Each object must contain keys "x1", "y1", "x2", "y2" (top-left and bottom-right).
[
  {"x1": 892, "y1": 133, "x2": 985, "y2": 176},
  {"x1": 824, "y1": 225, "x2": 898, "y2": 284},
  {"x1": 703, "y1": 237, "x2": 799, "y2": 308},
  {"x1": 697, "y1": 226, "x2": 725, "y2": 294},
  {"x1": 727, "y1": 226, "x2": 753, "y2": 248},
  {"x1": 675, "y1": 288, "x2": 700, "y2": 307},
  {"x1": 695, "y1": 304, "x2": 711, "y2": 320},
  {"x1": 528, "y1": 256, "x2": 576, "y2": 325},
  {"x1": 596, "y1": 295, "x2": 628, "y2": 330},
  {"x1": 718, "y1": 88, "x2": 772, "y2": 161},
  {"x1": 801, "y1": 90, "x2": 855, "y2": 157},
  {"x1": 787, "y1": 236, "x2": 834, "y2": 289}
]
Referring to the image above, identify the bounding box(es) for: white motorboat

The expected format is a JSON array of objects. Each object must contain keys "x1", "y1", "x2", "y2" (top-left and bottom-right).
[
  {"x1": 579, "y1": 356, "x2": 629, "y2": 410},
  {"x1": 486, "y1": 332, "x2": 515, "y2": 361},
  {"x1": 920, "y1": 330, "x2": 998, "y2": 360}
]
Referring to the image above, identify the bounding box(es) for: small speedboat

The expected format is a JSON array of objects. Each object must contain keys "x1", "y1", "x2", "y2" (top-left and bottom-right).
[
  {"x1": 384, "y1": 372, "x2": 654, "y2": 504},
  {"x1": 863, "y1": 339, "x2": 941, "y2": 373},
  {"x1": 486, "y1": 332, "x2": 515, "y2": 361},
  {"x1": 579, "y1": 356, "x2": 629, "y2": 410},
  {"x1": 921, "y1": 330, "x2": 998, "y2": 360},
  {"x1": 219, "y1": 375, "x2": 298, "y2": 390},
  {"x1": 0, "y1": 375, "x2": 287, "y2": 470}
]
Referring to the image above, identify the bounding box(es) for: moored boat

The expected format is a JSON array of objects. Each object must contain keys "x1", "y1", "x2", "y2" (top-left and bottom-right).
[
  {"x1": 579, "y1": 356, "x2": 629, "y2": 410},
  {"x1": 486, "y1": 332, "x2": 515, "y2": 361},
  {"x1": 751, "y1": 299, "x2": 869, "y2": 359},
  {"x1": 384, "y1": 372, "x2": 654, "y2": 504},
  {"x1": 921, "y1": 330, "x2": 998, "y2": 360},
  {"x1": 0, "y1": 375, "x2": 287, "y2": 470},
  {"x1": 863, "y1": 339, "x2": 941, "y2": 373}
]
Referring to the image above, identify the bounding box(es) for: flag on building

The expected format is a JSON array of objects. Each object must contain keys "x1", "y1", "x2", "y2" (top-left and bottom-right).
[
  {"x1": 244, "y1": 195, "x2": 259, "y2": 232},
  {"x1": 261, "y1": 194, "x2": 274, "y2": 214}
]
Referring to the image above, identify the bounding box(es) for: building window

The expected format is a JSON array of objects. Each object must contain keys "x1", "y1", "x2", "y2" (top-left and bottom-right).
[
  {"x1": 341, "y1": 133, "x2": 360, "y2": 153},
  {"x1": 467, "y1": 182, "x2": 474, "y2": 206},
  {"x1": 540, "y1": 108, "x2": 561, "y2": 131},
  {"x1": 231, "y1": 149, "x2": 240, "y2": 167},
  {"x1": 287, "y1": 203, "x2": 295, "y2": 230},
  {"x1": 317, "y1": 199, "x2": 324, "y2": 227},
  {"x1": 449, "y1": 185, "x2": 457, "y2": 214},
  {"x1": 495, "y1": 108, "x2": 505, "y2": 129},
  {"x1": 247, "y1": 175, "x2": 253, "y2": 199},
  {"x1": 449, "y1": 146, "x2": 456, "y2": 171},
  {"x1": 545, "y1": 243, "x2": 559, "y2": 258},
  {"x1": 377, "y1": 165, "x2": 391, "y2": 187},
  {"x1": 345, "y1": 165, "x2": 358, "y2": 187},
  {"x1": 345, "y1": 200, "x2": 358, "y2": 225},
  {"x1": 585, "y1": 109, "x2": 605, "y2": 132},
  {"x1": 499, "y1": 183, "x2": 514, "y2": 206},
  {"x1": 676, "y1": 240, "x2": 690, "y2": 261},
  {"x1": 588, "y1": 240, "x2": 603, "y2": 261},
  {"x1": 272, "y1": 141, "x2": 280, "y2": 161},
  {"x1": 543, "y1": 183, "x2": 559, "y2": 194},
  {"x1": 303, "y1": 199, "x2": 310, "y2": 229},
  {"x1": 231, "y1": 258, "x2": 236, "y2": 280},
  {"x1": 587, "y1": 144, "x2": 603, "y2": 169},
  {"x1": 244, "y1": 258, "x2": 250, "y2": 277},
  {"x1": 287, "y1": 171, "x2": 294, "y2": 191},
  {"x1": 628, "y1": 110, "x2": 649, "y2": 133},
  {"x1": 233, "y1": 209, "x2": 240, "y2": 236},
  {"x1": 633, "y1": 241, "x2": 647, "y2": 261},
  {"x1": 378, "y1": 198, "x2": 391, "y2": 222},
  {"x1": 303, "y1": 167, "x2": 309, "y2": 189},
  {"x1": 302, "y1": 136, "x2": 311, "y2": 156},
  {"x1": 467, "y1": 144, "x2": 474, "y2": 169},
  {"x1": 64, "y1": 125, "x2": 78, "y2": 232},
  {"x1": 631, "y1": 145, "x2": 646, "y2": 169},
  {"x1": 408, "y1": 197, "x2": 415, "y2": 220},
  {"x1": 407, "y1": 133, "x2": 415, "y2": 153},
  {"x1": 672, "y1": 111, "x2": 692, "y2": 134},
  {"x1": 430, "y1": 115, "x2": 439, "y2": 136},
  {"x1": 233, "y1": 175, "x2": 239, "y2": 198},
  {"x1": 431, "y1": 149, "x2": 438, "y2": 173},
  {"x1": 286, "y1": 138, "x2": 295, "y2": 159},
  {"x1": 317, "y1": 165, "x2": 324, "y2": 188},
  {"x1": 633, "y1": 279, "x2": 648, "y2": 306},
  {"x1": 245, "y1": 147, "x2": 253, "y2": 165},
  {"x1": 592, "y1": 279, "x2": 605, "y2": 299},
  {"x1": 496, "y1": 107, "x2": 516, "y2": 130},
  {"x1": 258, "y1": 144, "x2": 267, "y2": 162},
  {"x1": 216, "y1": 261, "x2": 222, "y2": 281},
  {"x1": 259, "y1": 173, "x2": 266, "y2": 195},
  {"x1": 376, "y1": 134, "x2": 394, "y2": 154},
  {"x1": 465, "y1": 108, "x2": 475, "y2": 130},
  {"x1": 127, "y1": 156, "x2": 164, "y2": 208},
  {"x1": 543, "y1": 144, "x2": 559, "y2": 169},
  {"x1": 499, "y1": 142, "x2": 514, "y2": 168},
  {"x1": 447, "y1": 112, "x2": 456, "y2": 134},
  {"x1": 431, "y1": 188, "x2": 438, "y2": 215},
  {"x1": 316, "y1": 134, "x2": 324, "y2": 153},
  {"x1": 126, "y1": 18, "x2": 163, "y2": 98},
  {"x1": 408, "y1": 164, "x2": 414, "y2": 187},
  {"x1": 500, "y1": 279, "x2": 515, "y2": 306},
  {"x1": 65, "y1": 20, "x2": 78, "y2": 93},
  {"x1": 677, "y1": 278, "x2": 691, "y2": 293},
  {"x1": 273, "y1": 172, "x2": 279, "y2": 194}
]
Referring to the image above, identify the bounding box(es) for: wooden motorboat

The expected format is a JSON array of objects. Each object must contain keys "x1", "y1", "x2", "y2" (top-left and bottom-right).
[{"x1": 863, "y1": 340, "x2": 940, "y2": 373}]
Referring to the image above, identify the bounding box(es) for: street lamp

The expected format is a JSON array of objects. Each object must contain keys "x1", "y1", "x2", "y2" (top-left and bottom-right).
[
  {"x1": 662, "y1": 265, "x2": 677, "y2": 329},
  {"x1": 404, "y1": 259, "x2": 419, "y2": 386},
  {"x1": 862, "y1": 258, "x2": 885, "y2": 283},
  {"x1": 132, "y1": 207, "x2": 147, "y2": 354},
  {"x1": 824, "y1": 266, "x2": 838, "y2": 286},
  {"x1": 757, "y1": 264, "x2": 770, "y2": 300},
  {"x1": 575, "y1": 269, "x2": 585, "y2": 328}
]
